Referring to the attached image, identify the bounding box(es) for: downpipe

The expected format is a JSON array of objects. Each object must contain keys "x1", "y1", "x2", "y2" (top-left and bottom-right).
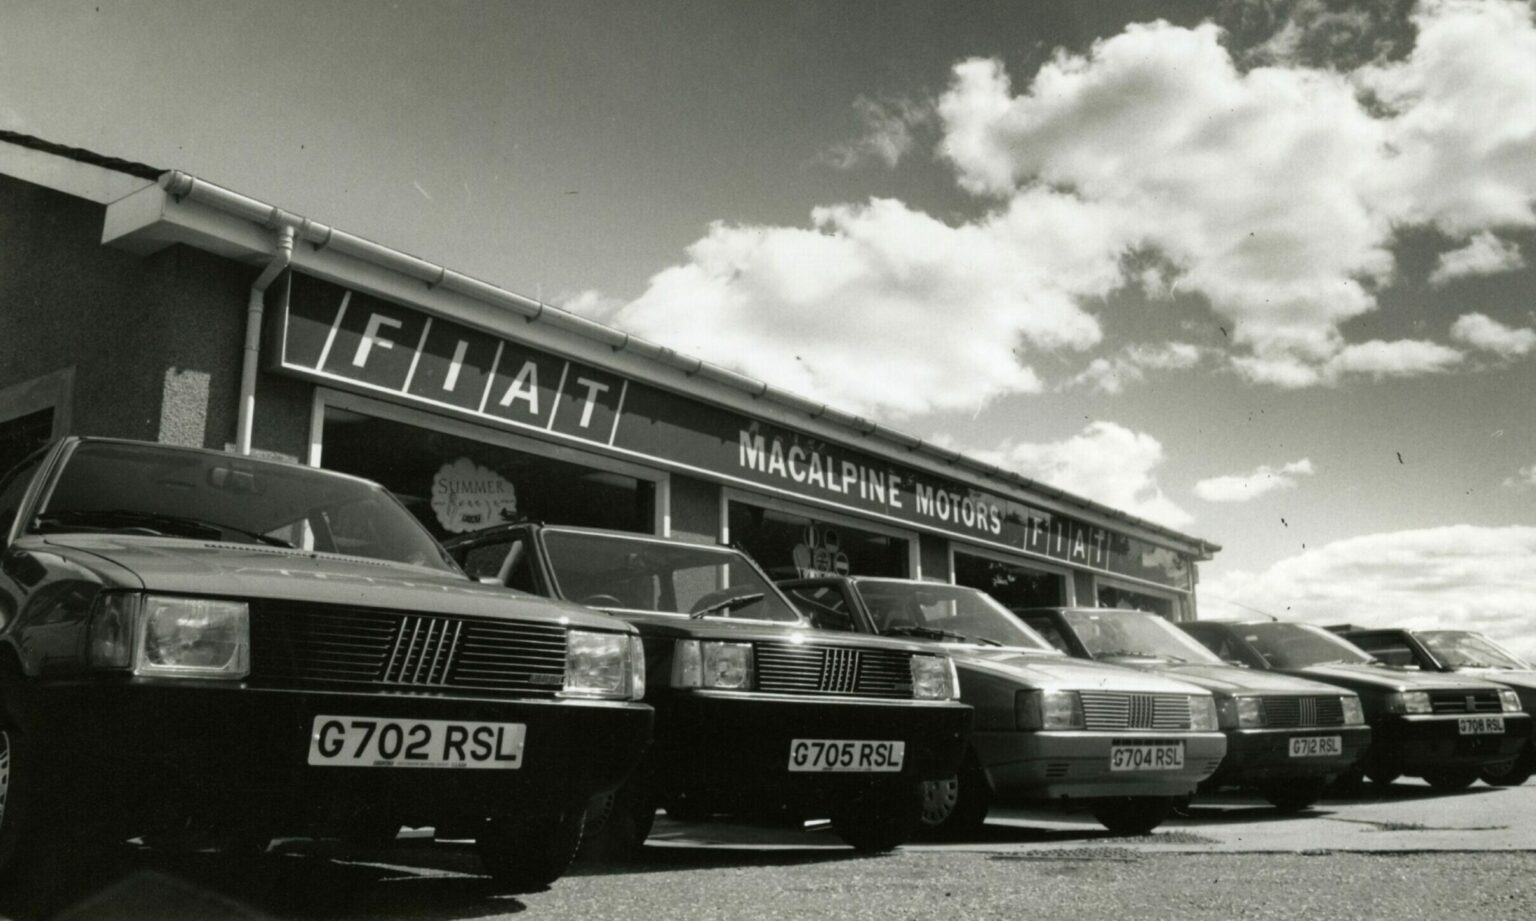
[{"x1": 235, "y1": 224, "x2": 295, "y2": 455}]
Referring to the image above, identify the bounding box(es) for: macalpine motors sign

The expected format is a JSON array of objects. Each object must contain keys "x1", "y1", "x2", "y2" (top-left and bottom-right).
[{"x1": 275, "y1": 273, "x2": 1193, "y2": 589}]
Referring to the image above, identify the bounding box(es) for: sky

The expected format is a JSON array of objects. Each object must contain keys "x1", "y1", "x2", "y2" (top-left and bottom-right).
[{"x1": 3, "y1": 0, "x2": 1534, "y2": 657}]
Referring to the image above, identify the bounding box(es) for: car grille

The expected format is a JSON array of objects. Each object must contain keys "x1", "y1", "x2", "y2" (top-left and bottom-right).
[
  {"x1": 1430, "y1": 689, "x2": 1503, "y2": 713},
  {"x1": 753, "y1": 642, "x2": 913, "y2": 699},
  {"x1": 1261, "y1": 695, "x2": 1346, "y2": 728},
  {"x1": 1078, "y1": 691, "x2": 1193, "y2": 731},
  {"x1": 249, "y1": 601, "x2": 567, "y2": 694}
]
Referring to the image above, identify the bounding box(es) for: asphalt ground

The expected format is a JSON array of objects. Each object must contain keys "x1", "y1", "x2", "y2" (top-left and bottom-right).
[{"x1": 20, "y1": 779, "x2": 1536, "y2": 921}]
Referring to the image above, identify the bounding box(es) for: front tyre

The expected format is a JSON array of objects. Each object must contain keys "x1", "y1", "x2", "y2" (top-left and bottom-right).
[
  {"x1": 1423, "y1": 768, "x2": 1480, "y2": 791},
  {"x1": 1261, "y1": 778, "x2": 1327, "y2": 813},
  {"x1": 477, "y1": 804, "x2": 585, "y2": 893},
  {"x1": 1480, "y1": 757, "x2": 1533, "y2": 787},
  {"x1": 1092, "y1": 797, "x2": 1174, "y2": 835},
  {"x1": 918, "y1": 755, "x2": 991, "y2": 839},
  {"x1": 830, "y1": 782, "x2": 923, "y2": 853}
]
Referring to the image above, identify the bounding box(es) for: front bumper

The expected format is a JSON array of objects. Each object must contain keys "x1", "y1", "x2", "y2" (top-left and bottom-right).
[
  {"x1": 1367, "y1": 712, "x2": 1532, "y2": 776},
  {"x1": 1208, "y1": 724, "x2": 1373, "y2": 785},
  {"x1": 972, "y1": 730, "x2": 1228, "y2": 801},
  {"x1": 647, "y1": 691, "x2": 971, "y2": 812},
  {"x1": 12, "y1": 678, "x2": 653, "y2": 831}
]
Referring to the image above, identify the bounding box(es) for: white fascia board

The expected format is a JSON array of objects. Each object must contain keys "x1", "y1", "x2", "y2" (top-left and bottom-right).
[
  {"x1": 0, "y1": 142, "x2": 153, "y2": 204},
  {"x1": 100, "y1": 184, "x2": 1212, "y2": 557}
]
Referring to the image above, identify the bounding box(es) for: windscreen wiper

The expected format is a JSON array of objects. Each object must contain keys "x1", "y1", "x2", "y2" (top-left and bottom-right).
[
  {"x1": 690, "y1": 593, "x2": 765, "y2": 619},
  {"x1": 35, "y1": 509, "x2": 295, "y2": 548},
  {"x1": 882, "y1": 625, "x2": 998, "y2": 645}
]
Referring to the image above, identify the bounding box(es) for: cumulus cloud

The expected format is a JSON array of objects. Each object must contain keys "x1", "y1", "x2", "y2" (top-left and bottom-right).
[
  {"x1": 1505, "y1": 464, "x2": 1536, "y2": 489},
  {"x1": 1194, "y1": 458, "x2": 1316, "y2": 502},
  {"x1": 952, "y1": 421, "x2": 1193, "y2": 529},
  {"x1": 1451, "y1": 312, "x2": 1536, "y2": 357},
  {"x1": 1200, "y1": 525, "x2": 1536, "y2": 661},
  {"x1": 1428, "y1": 232, "x2": 1527, "y2": 285},
  {"x1": 820, "y1": 96, "x2": 931, "y2": 170},
  {"x1": 583, "y1": 0, "x2": 1536, "y2": 417},
  {"x1": 1065, "y1": 342, "x2": 1204, "y2": 394}
]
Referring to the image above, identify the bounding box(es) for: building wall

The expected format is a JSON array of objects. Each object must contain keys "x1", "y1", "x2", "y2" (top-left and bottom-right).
[{"x1": 0, "y1": 173, "x2": 310, "y2": 458}]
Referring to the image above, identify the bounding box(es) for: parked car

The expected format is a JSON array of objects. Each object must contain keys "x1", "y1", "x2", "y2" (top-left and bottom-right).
[
  {"x1": 0, "y1": 438, "x2": 652, "y2": 892},
  {"x1": 444, "y1": 524, "x2": 972, "y2": 854},
  {"x1": 775, "y1": 577, "x2": 1226, "y2": 835},
  {"x1": 1181, "y1": 620, "x2": 1530, "y2": 790},
  {"x1": 1334, "y1": 627, "x2": 1536, "y2": 786},
  {"x1": 1013, "y1": 608, "x2": 1370, "y2": 812}
]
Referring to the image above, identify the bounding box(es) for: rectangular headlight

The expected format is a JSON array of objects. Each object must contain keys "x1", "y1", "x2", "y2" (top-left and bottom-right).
[
  {"x1": 701, "y1": 641, "x2": 753, "y2": 689},
  {"x1": 564, "y1": 630, "x2": 631, "y2": 698},
  {"x1": 136, "y1": 596, "x2": 250, "y2": 679},
  {"x1": 1015, "y1": 690, "x2": 1083, "y2": 729},
  {"x1": 1386, "y1": 690, "x2": 1432, "y2": 714},
  {"x1": 1189, "y1": 696, "x2": 1219, "y2": 732},
  {"x1": 910, "y1": 654, "x2": 958, "y2": 700},
  {"x1": 1500, "y1": 689, "x2": 1522, "y2": 713},
  {"x1": 1342, "y1": 696, "x2": 1365, "y2": 725}
]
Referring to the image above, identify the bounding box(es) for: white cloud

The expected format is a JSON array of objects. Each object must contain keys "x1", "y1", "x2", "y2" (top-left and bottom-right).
[
  {"x1": 1429, "y1": 232, "x2": 1527, "y2": 285},
  {"x1": 953, "y1": 421, "x2": 1193, "y2": 529},
  {"x1": 1200, "y1": 525, "x2": 1536, "y2": 662},
  {"x1": 1065, "y1": 342, "x2": 1203, "y2": 394},
  {"x1": 1451, "y1": 312, "x2": 1536, "y2": 357},
  {"x1": 821, "y1": 96, "x2": 930, "y2": 170},
  {"x1": 1194, "y1": 458, "x2": 1316, "y2": 503},
  {"x1": 1504, "y1": 464, "x2": 1536, "y2": 489},
  {"x1": 583, "y1": 1, "x2": 1536, "y2": 417}
]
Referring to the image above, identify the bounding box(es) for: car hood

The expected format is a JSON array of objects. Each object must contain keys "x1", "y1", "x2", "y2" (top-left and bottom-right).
[
  {"x1": 1096, "y1": 657, "x2": 1345, "y2": 697},
  {"x1": 1290, "y1": 662, "x2": 1509, "y2": 693},
  {"x1": 1454, "y1": 668, "x2": 1536, "y2": 691},
  {"x1": 45, "y1": 534, "x2": 625, "y2": 631},
  {"x1": 950, "y1": 647, "x2": 1212, "y2": 695},
  {"x1": 595, "y1": 608, "x2": 940, "y2": 655}
]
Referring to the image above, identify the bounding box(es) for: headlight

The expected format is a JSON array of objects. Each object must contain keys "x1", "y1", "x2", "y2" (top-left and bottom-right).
[
  {"x1": 910, "y1": 654, "x2": 959, "y2": 700},
  {"x1": 669, "y1": 640, "x2": 753, "y2": 690},
  {"x1": 1342, "y1": 696, "x2": 1365, "y2": 725},
  {"x1": 1189, "y1": 696, "x2": 1219, "y2": 732},
  {"x1": 137, "y1": 595, "x2": 250, "y2": 679},
  {"x1": 1015, "y1": 690, "x2": 1083, "y2": 730},
  {"x1": 1385, "y1": 690, "x2": 1432, "y2": 714},
  {"x1": 1236, "y1": 697, "x2": 1266, "y2": 728},
  {"x1": 1500, "y1": 689, "x2": 1523, "y2": 713},
  {"x1": 564, "y1": 630, "x2": 636, "y2": 699}
]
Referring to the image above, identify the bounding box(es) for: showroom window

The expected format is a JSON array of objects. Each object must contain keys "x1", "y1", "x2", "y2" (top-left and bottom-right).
[
  {"x1": 727, "y1": 501, "x2": 909, "y2": 581},
  {"x1": 320, "y1": 408, "x2": 655, "y2": 543},
  {"x1": 1098, "y1": 583, "x2": 1180, "y2": 621},
  {"x1": 953, "y1": 551, "x2": 1066, "y2": 610}
]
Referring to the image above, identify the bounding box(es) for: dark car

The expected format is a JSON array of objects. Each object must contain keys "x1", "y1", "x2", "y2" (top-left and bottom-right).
[
  {"x1": 1336, "y1": 627, "x2": 1536, "y2": 786},
  {"x1": 0, "y1": 438, "x2": 652, "y2": 892},
  {"x1": 778, "y1": 577, "x2": 1227, "y2": 836},
  {"x1": 1182, "y1": 620, "x2": 1530, "y2": 790},
  {"x1": 444, "y1": 524, "x2": 972, "y2": 854},
  {"x1": 1014, "y1": 608, "x2": 1370, "y2": 812}
]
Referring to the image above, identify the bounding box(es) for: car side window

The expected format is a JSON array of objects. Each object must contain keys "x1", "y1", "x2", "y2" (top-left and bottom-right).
[
  {"x1": 0, "y1": 452, "x2": 43, "y2": 541},
  {"x1": 1350, "y1": 635, "x2": 1417, "y2": 668},
  {"x1": 782, "y1": 585, "x2": 855, "y2": 632}
]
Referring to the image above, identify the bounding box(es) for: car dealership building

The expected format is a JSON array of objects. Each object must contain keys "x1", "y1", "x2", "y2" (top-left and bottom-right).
[{"x1": 0, "y1": 132, "x2": 1219, "y2": 620}]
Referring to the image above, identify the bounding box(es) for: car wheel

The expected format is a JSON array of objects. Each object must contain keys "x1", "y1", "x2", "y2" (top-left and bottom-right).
[
  {"x1": 1423, "y1": 768, "x2": 1480, "y2": 791},
  {"x1": 476, "y1": 804, "x2": 585, "y2": 893},
  {"x1": 830, "y1": 781, "x2": 923, "y2": 853},
  {"x1": 918, "y1": 755, "x2": 990, "y2": 839},
  {"x1": 1479, "y1": 758, "x2": 1534, "y2": 787},
  {"x1": 1262, "y1": 778, "x2": 1327, "y2": 813},
  {"x1": 1365, "y1": 769, "x2": 1400, "y2": 788},
  {"x1": 662, "y1": 794, "x2": 712, "y2": 822},
  {"x1": 579, "y1": 783, "x2": 656, "y2": 861},
  {"x1": 1091, "y1": 797, "x2": 1175, "y2": 836},
  {"x1": 920, "y1": 777, "x2": 958, "y2": 827},
  {"x1": 339, "y1": 808, "x2": 402, "y2": 848}
]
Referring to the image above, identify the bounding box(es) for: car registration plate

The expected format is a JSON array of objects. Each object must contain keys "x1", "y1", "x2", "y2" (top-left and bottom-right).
[
  {"x1": 1109, "y1": 742, "x2": 1185, "y2": 771},
  {"x1": 307, "y1": 716, "x2": 525, "y2": 769},
  {"x1": 1459, "y1": 716, "x2": 1506, "y2": 735},
  {"x1": 788, "y1": 739, "x2": 905, "y2": 772},
  {"x1": 1289, "y1": 735, "x2": 1342, "y2": 757}
]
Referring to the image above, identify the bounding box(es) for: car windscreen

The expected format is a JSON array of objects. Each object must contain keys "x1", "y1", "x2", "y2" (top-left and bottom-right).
[
  {"x1": 1060, "y1": 608, "x2": 1226, "y2": 664},
  {"x1": 540, "y1": 530, "x2": 801, "y2": 622},
  {"x1": 856, "y1": 580, "x2": 1055, "y2": 650},
  {"x1": 32, "y1": 441, "x2": 458, "y2": 573},
  {"x1": 1239, "y1": 623, "x2": 1376, "y2": 668},
  {"x1": 1421, "y1": 631, "x2": 1531, "y2": 670}
]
